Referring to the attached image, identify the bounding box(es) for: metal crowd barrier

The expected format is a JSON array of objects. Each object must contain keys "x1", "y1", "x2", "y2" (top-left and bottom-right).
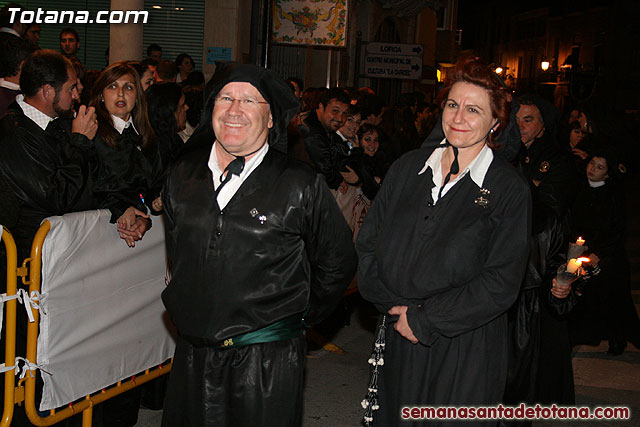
[{"x1": 1, "y1": 222, "x2": 172, "y2": 427}]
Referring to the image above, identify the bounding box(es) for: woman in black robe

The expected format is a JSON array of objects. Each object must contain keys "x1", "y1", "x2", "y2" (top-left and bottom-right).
[
  {"x1": 569, "y1": 149, "x2": 640, "y2": 354},
  {"x1": 358, "y1": 55, "x2": 531, "y2": 426},
  {"x1": 89, "y1": 61, "x2": 161, "y2": 248}
]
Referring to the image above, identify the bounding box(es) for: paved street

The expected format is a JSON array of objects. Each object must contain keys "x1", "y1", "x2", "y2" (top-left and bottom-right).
[{"x1": 135, "y1": 296, "x2": 639, "y2": 426}]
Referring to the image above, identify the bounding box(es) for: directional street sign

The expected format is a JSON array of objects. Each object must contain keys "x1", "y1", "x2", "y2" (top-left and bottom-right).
[
  {"x1": 366, "y1": 42, "x2": 424, "y2": 57},
  {"x1": 364, "y1": 54, "x2": 422, "y2": 79}
]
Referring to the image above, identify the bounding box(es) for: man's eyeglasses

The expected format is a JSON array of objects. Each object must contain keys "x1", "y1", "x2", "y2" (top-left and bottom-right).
[{"x1": 215, "y1": 95, "x2": 269, "y2": 109}]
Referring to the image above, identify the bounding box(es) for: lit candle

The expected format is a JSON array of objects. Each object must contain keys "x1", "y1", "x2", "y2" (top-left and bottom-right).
[
  {"x1": 576, "y1": 237, "x2": 585, "y2": 246},
  {"x1": 567, "y1": 258, "x2": 581, "y2": 274}
]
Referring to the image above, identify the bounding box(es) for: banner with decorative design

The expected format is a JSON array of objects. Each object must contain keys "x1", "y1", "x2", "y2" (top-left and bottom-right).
[{"x1": 273, "y1": 0, "x2": 348, "y2": 47}]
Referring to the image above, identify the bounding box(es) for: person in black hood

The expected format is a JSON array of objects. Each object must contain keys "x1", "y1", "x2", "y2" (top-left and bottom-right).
[
  {"x1": 515, "y1": 94, "x2": 577, "y2": 215},
  {"x1": 160, "y1": 63, "x2": 357, "y2": 427}
]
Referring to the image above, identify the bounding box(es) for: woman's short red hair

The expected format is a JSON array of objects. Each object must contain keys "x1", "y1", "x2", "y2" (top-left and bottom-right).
[{"x1": 437, "y1": 54, "x2": 512, "y2": 148}]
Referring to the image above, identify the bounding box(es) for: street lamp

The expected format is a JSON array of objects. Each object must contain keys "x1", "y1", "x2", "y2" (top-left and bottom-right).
[
  {"x1": 495, "y1": 67, "x2": 503, "y2": 74},
  {"x1": 541, "y1": 60, "x2": 550, "y2": 71}
]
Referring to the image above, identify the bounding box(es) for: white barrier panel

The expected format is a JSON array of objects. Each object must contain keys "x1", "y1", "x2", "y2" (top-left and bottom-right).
[{"x1": 37, "y1": 210, "x2": 175, "y2": 411}]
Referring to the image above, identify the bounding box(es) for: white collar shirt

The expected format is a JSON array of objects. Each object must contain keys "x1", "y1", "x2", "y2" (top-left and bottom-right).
[
  {"x1": 111, "y1": 114, "x2": 137, "y2": 135},
  {"x1": 0, "y1": 78, "x2": 20, "y2": 91},
  {"x1": 0, "y1": 27, "x2": 21, "y2": 37},
  {"x1": 418, "y1": 139, "x2": 493, "y2": 204},
  {"x1": 207, "y1": 141, "x2": 269, "y2": 210},
  {"x1": 336, "y1": 130, "x2": 353, "y2": 150},
  {"x1": 15, "y1": 94, "x2": 54, "y2": 131}
]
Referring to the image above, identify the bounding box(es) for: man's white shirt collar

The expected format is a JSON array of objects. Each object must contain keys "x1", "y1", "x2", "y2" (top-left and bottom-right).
[
  {"x1": 207, "y1": 141, "x2": 269, "y2": 209},
  {"x1": 0, "y1": 28, "x2": 21, "y2": 38},
  {"x1": 15, "y1": 94, "x2": 54, "y2": 131},
  {"x1": 0, "y1": 78, "x2": 20, "y2": 91}
]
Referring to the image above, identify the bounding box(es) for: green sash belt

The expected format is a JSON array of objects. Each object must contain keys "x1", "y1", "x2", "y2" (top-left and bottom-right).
[{"x1": 219, "y1": 313, "x2": 304, "y2": 350}]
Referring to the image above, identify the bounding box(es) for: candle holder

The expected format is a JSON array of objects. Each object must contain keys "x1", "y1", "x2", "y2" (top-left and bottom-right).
[
  {"x1": 556, "y1": 263, "x2": 580, "y2": 288},
  {"x1": 567, "y1": 243, "x2": 588, "y2": 259}
]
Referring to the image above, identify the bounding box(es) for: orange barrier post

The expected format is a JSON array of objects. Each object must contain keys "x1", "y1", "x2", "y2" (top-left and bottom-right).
[{"x1": 1, "y1": 228, "x2": 18, "y2": 427}]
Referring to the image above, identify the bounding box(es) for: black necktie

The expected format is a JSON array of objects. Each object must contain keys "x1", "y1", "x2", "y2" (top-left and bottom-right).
[
  {"x1": 215, "y1": 156, "x2": 245, "y2": 196},
  {"x1": 123, "y1": 125, "x2": 137, "y2": 138},
  {"x1": 438, "y1": 141, "x2": 459, "y2": 201}
]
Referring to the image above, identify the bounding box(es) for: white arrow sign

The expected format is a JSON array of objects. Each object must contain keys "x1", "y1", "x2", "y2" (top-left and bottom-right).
[
  {"x1": 364, "y1": 54, "x2": 422, "y2": 79},
  {"x1": 366, "y1": 42, "x2": 423, "y2": 56}
]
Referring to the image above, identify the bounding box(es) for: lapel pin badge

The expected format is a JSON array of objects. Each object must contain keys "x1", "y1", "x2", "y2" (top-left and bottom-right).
[{"x1": 474, "y1": 188, "x2": 491, "y2": 208}]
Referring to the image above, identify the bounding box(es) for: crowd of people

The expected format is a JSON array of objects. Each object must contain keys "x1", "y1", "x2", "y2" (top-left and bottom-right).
[{"x1": 0, "y1": 4, "x2": 639, "y2": 426}]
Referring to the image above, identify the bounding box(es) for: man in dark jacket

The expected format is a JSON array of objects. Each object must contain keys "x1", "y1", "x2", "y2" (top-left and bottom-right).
[
  {"x1": 301, "y1": 87, "x2": 352, "y2": 189},
  {"x1": 160, "y1": 64, "x2": 357, "y2": 427}
]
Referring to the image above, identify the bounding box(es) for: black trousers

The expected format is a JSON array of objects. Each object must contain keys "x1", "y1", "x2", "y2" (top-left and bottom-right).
[{"x1": 162, "y1": 333, "x2": 306, "y2": 427}]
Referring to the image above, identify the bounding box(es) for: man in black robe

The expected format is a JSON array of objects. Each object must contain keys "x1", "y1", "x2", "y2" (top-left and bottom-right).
[
  {"x1": 0, "y1": 49, "x2": 97, "y2": 263},
  {"x1": 516, "y1": 94, "x2": 576, "y2": 215},
  {"x1": 160, "y1": 64, "x2": 357, "y2": 427}
]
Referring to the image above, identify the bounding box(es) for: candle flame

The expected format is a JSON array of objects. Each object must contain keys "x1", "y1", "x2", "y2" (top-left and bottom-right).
[{"x1": 577, "y1": 257, "x2": 590, "y2": 263}]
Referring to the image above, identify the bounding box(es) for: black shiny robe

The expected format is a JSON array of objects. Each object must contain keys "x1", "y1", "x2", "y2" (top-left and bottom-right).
[
  {"x1": 357, "y1": 147, "x2": 531, "y2": 426},
  {"x1": 161, "y1": 143, "x2": 357, "y2": 345},
  {"x1": 504, "y1": 205, "x2": 576, "y2": 409},
  {"x1": 569, "y1": 180, "x2": 640, "y2": 345},
  {"x1": 0, "y1": 102, "x2": 99, "y2": 260},
  {"x1": 93, "y1": 129, "x2": 162, "y2": 222},
  {"x1": 517, "y1": 134, "x2": 577, "y2": 215}
]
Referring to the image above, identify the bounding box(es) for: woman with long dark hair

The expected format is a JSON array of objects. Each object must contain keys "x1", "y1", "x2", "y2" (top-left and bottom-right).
[
  {"x1": 90, "y1": 61, "x2": 160, "y2": 247},
  {"x1": 144, "y1": 82, "x2": 188, "y2": 211},
  {"x1": 358, "y1": 55, "x2": 530, "y2": 426},
  {"x1": 146, "y1": 83, "x2": 188, "y2": 164}
]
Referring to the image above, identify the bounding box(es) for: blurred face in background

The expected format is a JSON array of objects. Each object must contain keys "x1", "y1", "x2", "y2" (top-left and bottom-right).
[
  {"x1": 360, "y1": 129, "x2": 380, "y2": 157},
  {"x1": 60, "y1": 32, "x2": 79, "y2": 56},
  {"x1": 178, "y1": 56, "x2": 193, "y2": 75},
  {"x1": 174, "y1": 94, "x2": 189, "y2": 131},
  {"x1": 288, "y1": 80, "x2": 301, "y2": 99},
  {"x1": 149, "y1": 49, "x2": 162, "y2": 62},
  {"x1": 516, "y1": 104, "x2": 545, "y2": 148},
  {"x1": 339, "y1": 113, "x2": 361, "y2": 140},
  {"x1": 140, "y1": 66, "x2": 156, "y2": 91},
  {"x1": 24, "y1": 24, "x2": 41, "y2": 48},
  {"x1": 317, "y1": 99, "x2": 349, "y2": 132},
  {"x1": 569, "y1": 126, "x2": 586, "y2": 148},
  {"x1": 586, "y1": 156, "x2": 608, "y2": 182}
]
